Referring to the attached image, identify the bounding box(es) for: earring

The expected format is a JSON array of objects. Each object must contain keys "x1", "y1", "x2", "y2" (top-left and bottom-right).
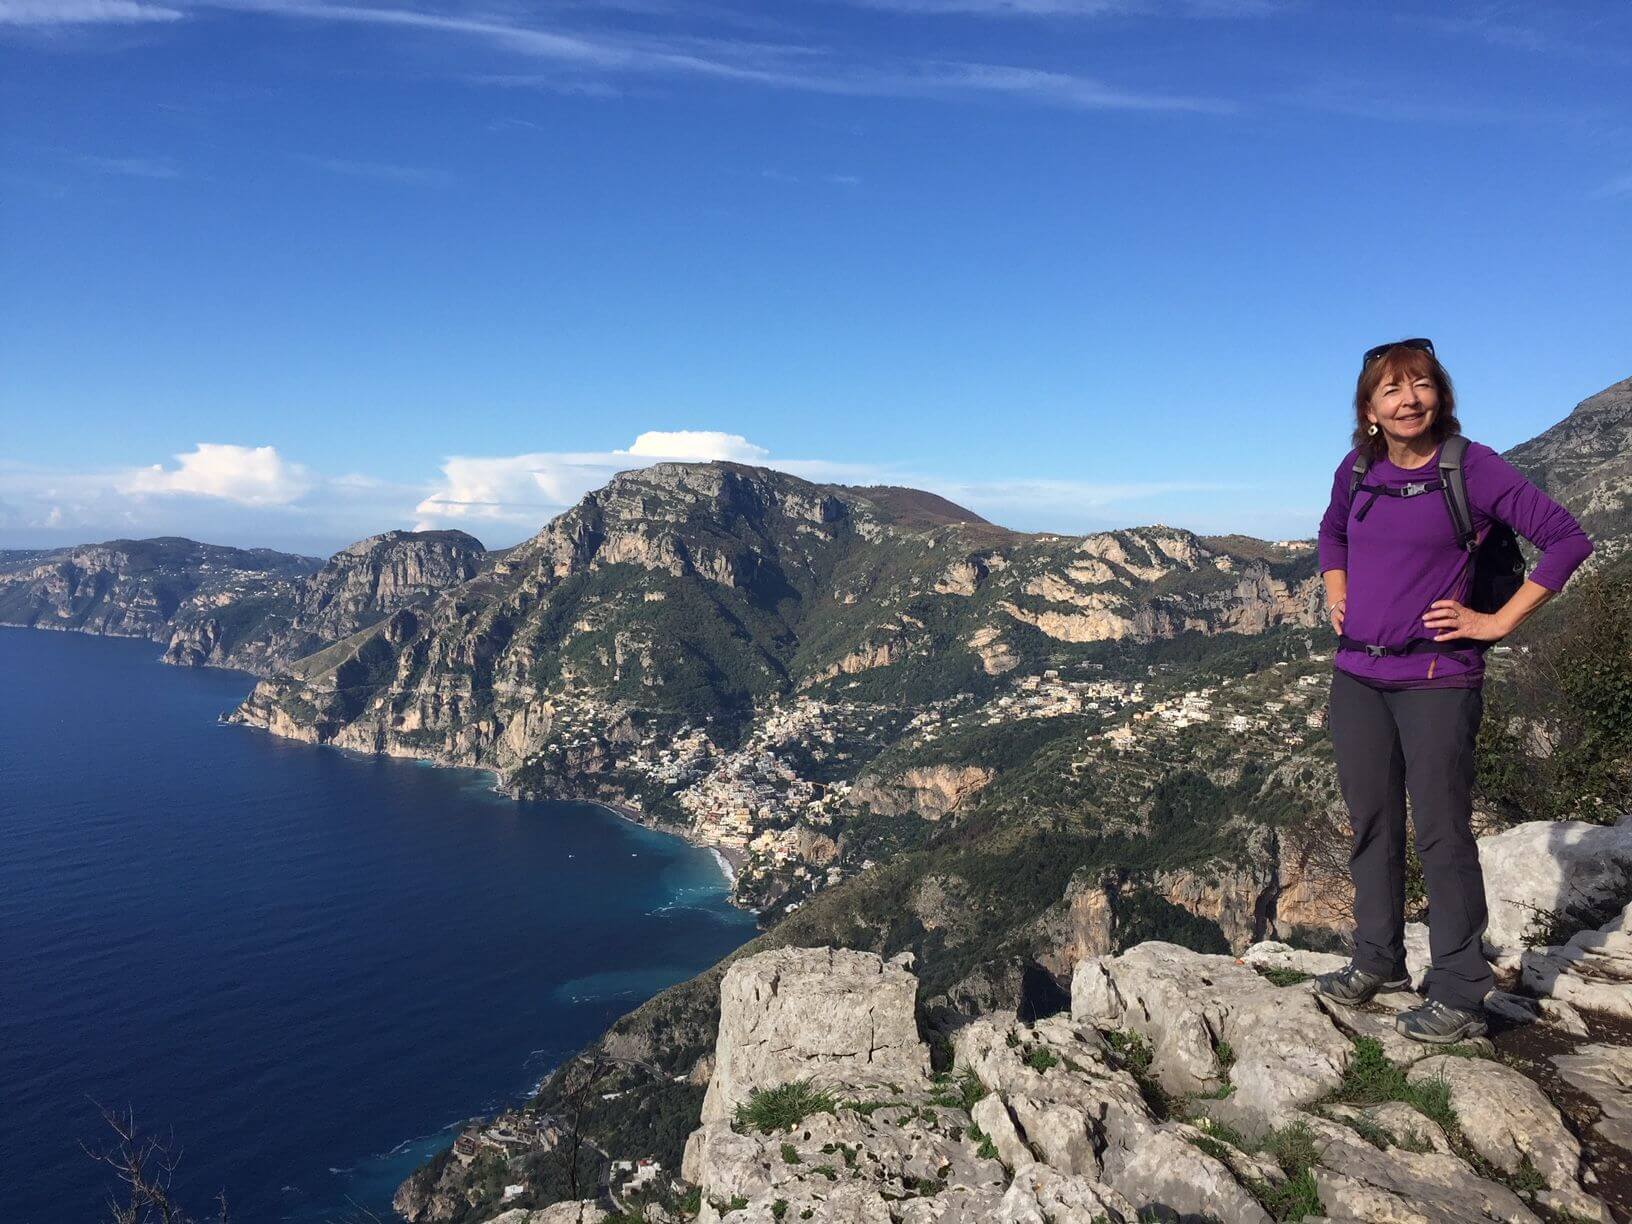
[{"x1": 1367, "y1": 423, "x2": 1379, "y2": 436}]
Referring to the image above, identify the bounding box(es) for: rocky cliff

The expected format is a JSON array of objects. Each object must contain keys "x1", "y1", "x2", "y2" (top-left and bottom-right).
[
  {"x1": 228, "y1": 461, "x2": 1322, "y2": 804},
  {"x1": 1506, "y1": 375, "x2": 1632, "y2": 564},
  {"x1": 161, "y1": 528, "x2": 485, "y2": 672},
  {"x1": 481, "y1": 893, "x2": 1632, "y2": 1224},
  {"x1": 0, "y1": 530, "x2": 486, "y2": 676},
  {"x1": 0, "y1": 537, "x2": 320, "y2": 645}
]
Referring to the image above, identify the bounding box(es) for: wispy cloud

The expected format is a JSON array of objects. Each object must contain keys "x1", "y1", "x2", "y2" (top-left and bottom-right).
[
  {"x1": 840, "y1": 0, "x2": 1286, "y2": 16},
  {"x1": 179, "y1": 0, "x2": 1236, "y2": 114},
  {"x1": 1591, "y1": 170, "x2": 1632, "y2": 200},
  {"x1": 1407, "y1": 7, "x2": 1632, "y2": 66},
  {"x1": 293, "y1": 154, "x2": 452, "y2": 186},
  {"x1": 0, "y1": 0, "x2": 182, "y2": 25},
  {"x1": 76, "y1": 153, "x2": 185, "y2": 178}
]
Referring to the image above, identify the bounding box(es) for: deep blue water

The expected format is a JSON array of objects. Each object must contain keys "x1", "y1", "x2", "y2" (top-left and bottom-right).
[{"x1": 0, "y1": 629, "x2": 756, "y2": 1223}]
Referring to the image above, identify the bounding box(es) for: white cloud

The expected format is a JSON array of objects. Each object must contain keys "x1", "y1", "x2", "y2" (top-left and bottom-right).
[
  {"x1": 622, "y1": 431, "x2": 770, "y2": 462},
  {"x1": 411, "y1": 452, "x2": 604, "y2": 528},
  {"x1": 413, "y1": 433, "x2": 777, "y2": 529},
  {"x1": 0, "y1": 0, "x2": 182, "y2": 24},
  {"x1": 123, "y1": 443, "x2": 314, "y2": 505},
  {"x1": 3, "y1": 433, "x2": 1285, "y2": 556}
]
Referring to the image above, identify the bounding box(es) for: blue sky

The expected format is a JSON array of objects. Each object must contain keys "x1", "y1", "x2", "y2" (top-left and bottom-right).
[{"x1": 2, "y1": 0, "x2": 1628, "y2": 555}]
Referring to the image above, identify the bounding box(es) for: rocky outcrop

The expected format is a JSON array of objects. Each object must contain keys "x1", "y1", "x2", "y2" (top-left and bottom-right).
[
  {"x1": 677, "y1": 939, "x2": 1621, "y2": 1224},
  {"x1": 1552, "y1": 1044, "x2": 1632, "y2": 1153},
  {"x1": 1521, "y1": 899, "x2": 1632, "y2": 1019},
  {"x1": 698, "y1": 947, "x2": 930, "y2": 1127},
  {"x1": 0, "y1": 531, "x2": 485, "y2": 677},
  {"x1": 1072, "y1": 942, "x2": 1352, "y2": 1136},
  {"x1": 0, "y1": 537, "x2": 318, "y2": 645},
  {"x1": 1505, "y1": 374, "x2": 1632, "y2": 561},
  {"x1": 1302, "y1": 1112, "x2": 1541, "y2": 1224},
  {"x1": 163, "y1": 529, "x2": 484, "y2": 671},
  {"x1": 1479, "y1": 819, "x2": 1632, "y2": 951},
  {"x1": 1406, "y1": 1055, "x2": 1605, "y2": 1220},
  {"x1": 487, "y1": 1206, "x2": 606, "y2": 1223},
  {"x1": 850, "y1": 765, "x2": 994, "y2": 821},
  {"x1": 1033, "y1": 851, "x2": 1347, "y2": 980}
]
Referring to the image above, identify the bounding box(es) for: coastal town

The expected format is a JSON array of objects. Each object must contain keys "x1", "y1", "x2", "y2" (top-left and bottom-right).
[{"x1": 511, "y1": 642, "x2": 1400, "y2": 921}]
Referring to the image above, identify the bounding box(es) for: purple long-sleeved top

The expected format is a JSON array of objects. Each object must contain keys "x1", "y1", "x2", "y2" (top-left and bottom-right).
[{"x1": 1317, "y1": 437, "x2": 1592, "y2": 689}]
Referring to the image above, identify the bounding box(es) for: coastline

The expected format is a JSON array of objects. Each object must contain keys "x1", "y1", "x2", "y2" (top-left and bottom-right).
[
  {"x1": 581, "y1": 800, "x2": 745, "y2": 891},
  {"x1": 11, "y1": 626, "x2": 758, "y2": 905}
]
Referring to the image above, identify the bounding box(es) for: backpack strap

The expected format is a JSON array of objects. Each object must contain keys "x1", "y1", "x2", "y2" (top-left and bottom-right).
[
  {"x1": 1437, "y1": 434, "x2": 1477, "y2": 552},
  {"x1": 1348, "y1": 448, "x2": 1373, "y2": 496}
]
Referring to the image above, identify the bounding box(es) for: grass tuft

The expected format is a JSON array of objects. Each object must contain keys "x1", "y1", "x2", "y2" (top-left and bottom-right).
[
  {"x1": 1255, "y1": 966, "x2": 1314, "y2": 987},
  {"x1": 734, "y1": 1081, "x2": 838, "y2": 1134},
  {"x1": 1025, "y1": 1046, "x2": 1060, "y2": 1073}
]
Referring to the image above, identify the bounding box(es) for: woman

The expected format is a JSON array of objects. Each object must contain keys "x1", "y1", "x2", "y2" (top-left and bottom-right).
[{"x1": 1312, "y1": 338, "x2": 1593, "y2": 1043}]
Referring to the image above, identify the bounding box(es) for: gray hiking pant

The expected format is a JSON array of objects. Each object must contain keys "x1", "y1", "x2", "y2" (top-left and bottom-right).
[{"x1": 1328, "y1": 667, "x2": 1494, "y2": 1010}]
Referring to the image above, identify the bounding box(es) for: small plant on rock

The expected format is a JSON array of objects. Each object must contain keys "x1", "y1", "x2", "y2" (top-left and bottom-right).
[
  {"x1": 1255, "y1": 966, "x2": 1313, "y2": 987},
  {"x1": 1025, "y1": 1046, "x2": 1060, "y2": 1073}
]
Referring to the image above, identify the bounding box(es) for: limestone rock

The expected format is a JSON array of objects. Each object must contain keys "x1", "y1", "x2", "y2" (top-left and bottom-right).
[
  {"x1": 1551, "y1": 1043, "x2": 1632, "y2": 1153},
  {"x1": 700, "y1": 947, "x2": 930, "y2": 1125},
  {"x1": 684, "y1": 1097, "x2": 1007, "y2": 1224},
  {"x1": 997, "y1": 1166, "x2": 1139, "y2": 1223},
  {"x1": 1072, "y1": 942, "x2": 1351, "y2": 1134},
  {"x1": 1407, "y1": 1056, "x2": 1586, "y2": 1196},
  {"x1": 1305, "y1": 1115, "x2": 1541, "y2": 1224},
  {"x1": 1520, "y1": 900, "x2": 1632, "y2": 1018},
  {"x1": 1241, "y1": 940, "x2": 1348, "y2": 977},
  {"x1": 954, "y1": 1013, "x2": 1271, "y2": 1223},
  {"x1": 1321, "y1": 1101, "x2": 1453, "y2": 1155},
  {"x1": 1097, "y1": 1122, "x2": 1272, "y2": 1224},
  {"x1": 972, "y1": 1093, "x2": 1035, "y2": 1172},
  {"x1": 487, "y1": 1205, "x2": 607, "y2": 1224},
  {"x1": 850, "y1": 765, "x2": 994, "y2": 821},
  {"x1": 1405, "y1": 922, "x2": 1431, "y2": 988},
  {"x1": 1315, "y1": 991, "x2": 1436, "y2": 1067},
  {"x1": 1478, "y1": 820, "x2": 1632, "y2": 951}
]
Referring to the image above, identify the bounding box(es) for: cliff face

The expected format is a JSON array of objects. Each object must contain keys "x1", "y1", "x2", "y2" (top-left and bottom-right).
[
  {"x1": 1506, "y1": 375, "x2": 1632, "y2": 563},
  {"x1": 161, "y1": 529, "x2": 485, "y2": 672},
  {"x1": 0, "y1": 537, "x2": 320, "y2": 644},
  {"x1": 227, "y1": 461, "x2": 1323, "y2": 785},
  {"x1": 0, "y1": 530, "x2": 486, "y2": 676}
]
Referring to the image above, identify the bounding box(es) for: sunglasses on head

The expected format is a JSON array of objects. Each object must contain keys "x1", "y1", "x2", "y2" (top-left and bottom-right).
[{"x1": 1362, "y1": 337, "x2": 1435, "y2": 368}]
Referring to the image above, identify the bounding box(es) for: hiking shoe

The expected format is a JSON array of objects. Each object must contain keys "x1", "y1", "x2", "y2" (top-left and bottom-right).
[
  {"x1": 1395, "y1": 999, "x2": 1488, "y2": 1044},
  {"x1": 1313, "y1": 962, "x2": 1410, "y2": 1007}
]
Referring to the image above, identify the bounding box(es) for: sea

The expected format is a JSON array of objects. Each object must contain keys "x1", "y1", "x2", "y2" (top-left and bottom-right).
[{"x1": 0, "y1": 628, "x2": 758, "y2": 1223}]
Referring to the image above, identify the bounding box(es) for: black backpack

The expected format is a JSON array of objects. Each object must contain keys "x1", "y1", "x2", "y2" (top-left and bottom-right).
[{"x1": 1349, "y1": 434, "x2": 1526, "y2": 616}]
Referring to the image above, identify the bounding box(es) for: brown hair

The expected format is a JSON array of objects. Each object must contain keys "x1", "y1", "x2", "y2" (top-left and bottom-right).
[{"x1": 1351, "y1": 344, "x2": 1461, "y2": 457}]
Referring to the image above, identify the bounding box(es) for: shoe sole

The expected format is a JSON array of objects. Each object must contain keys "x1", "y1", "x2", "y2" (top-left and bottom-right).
[
  {"x1": 1394, "y1": 1019, "x2": 1488, "y2": 1044},
  {"x1": 1314, "y1": 977, "x2": 1410, "y2": 1007}
]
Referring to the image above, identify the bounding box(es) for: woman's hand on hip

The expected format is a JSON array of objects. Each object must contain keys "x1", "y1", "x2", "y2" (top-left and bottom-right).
[
  {"x1": 1329, "y1": 598, "x2": 1346, "y2": 636},
  {"x1": 1422, "y1": 598, "x2": 1503, "y2": 642}
]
